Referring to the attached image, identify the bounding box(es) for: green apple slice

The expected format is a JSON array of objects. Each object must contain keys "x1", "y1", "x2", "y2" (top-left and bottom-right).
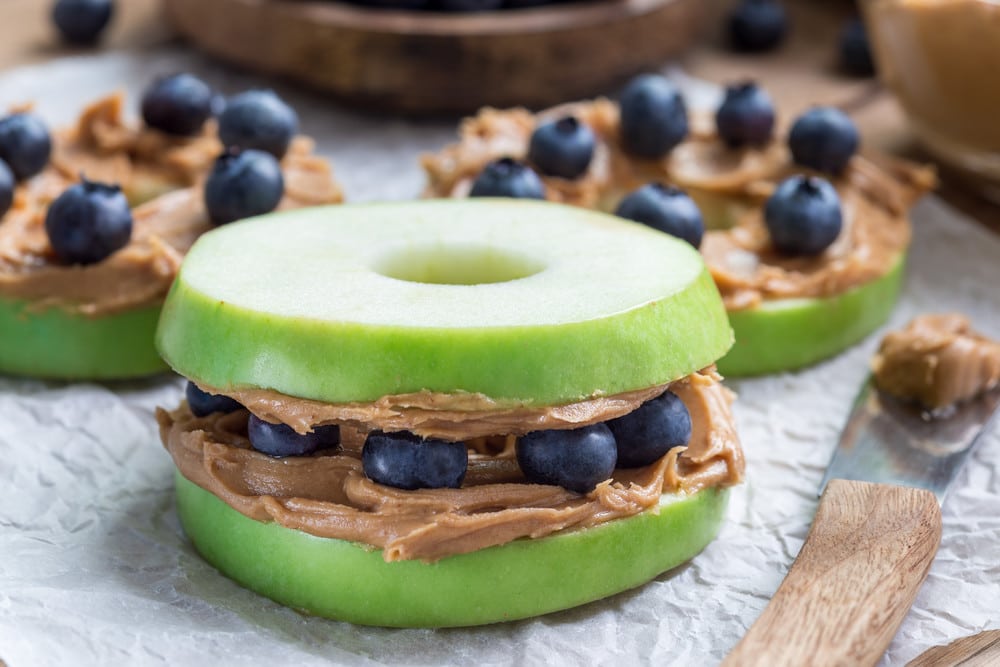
[
  {"x1": 0, "y1": 295, "x2": 167, "y2": 379},
  {"x1": 157, "y1": 199, "x2": 733, "y2": 405},
  {"x1": 718, "y1": 253, "x2": 905, "y2": 377},
  {"x1": 175, "y1": 472, "x2": 729, "y2": 627}
]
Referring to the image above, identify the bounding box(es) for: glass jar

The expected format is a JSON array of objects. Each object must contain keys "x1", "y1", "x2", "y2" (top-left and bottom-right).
[{"x1": 862, "y1": 0, "x2": 1000, "y2": 197}]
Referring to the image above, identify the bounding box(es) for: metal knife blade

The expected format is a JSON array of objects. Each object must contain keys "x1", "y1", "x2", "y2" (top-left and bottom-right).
[
  {"x1": 820, "y1": 377, "x2": 1000, "y2": 504},
  {"x1": 726, "y1": 377, "x2": 998, "y2": 666}
]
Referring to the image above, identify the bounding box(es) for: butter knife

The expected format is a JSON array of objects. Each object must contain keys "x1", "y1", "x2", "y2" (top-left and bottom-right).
[{"x1": 723, "y1": 378, "x2": 1000, "y2": 667}]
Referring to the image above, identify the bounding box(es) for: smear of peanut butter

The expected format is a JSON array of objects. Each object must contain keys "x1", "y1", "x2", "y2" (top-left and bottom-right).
[
  {"x1": 872, "y1": 313, "x2": 1000, "y2": 409},
  {"x1": 204, "y1": 380, "x2": 673, "y2": 441},
  {"x1": 159, "y1": 371, "x2": 744, "y2": 562},
  {"x1": 421, "y1": 99, "x2": 936, "y2": 311},
  {"x1": 0, "y1": 93, "x2": 343, "y2": 316}
]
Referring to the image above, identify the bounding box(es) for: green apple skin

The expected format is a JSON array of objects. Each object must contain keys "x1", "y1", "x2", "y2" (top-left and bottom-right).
[
  {"x1": 718, "y1": 254, "x2": 905, "y2": 377},
  {"x1": 0, "y1": 296, "x2": 167, "y2": 379},
  {"x1": 175, "y1": 472, "x2": 729, "y2": 627},
  {"x1": 157, "y1": 200, "x2": 734, "y2": 405}
]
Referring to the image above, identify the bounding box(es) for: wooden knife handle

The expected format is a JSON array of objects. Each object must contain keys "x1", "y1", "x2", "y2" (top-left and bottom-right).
[
  {"x1": 723, "y1": 479, "x2": 942, "y2": 667},
  {"x1": 908, "y1": 630, "x2": 1000, "y2": 666}
]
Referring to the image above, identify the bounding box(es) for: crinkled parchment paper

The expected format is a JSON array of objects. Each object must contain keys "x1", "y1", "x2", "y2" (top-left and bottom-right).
[{"x1": 0, "y1": 51, "x2": 997, "y2": 667}]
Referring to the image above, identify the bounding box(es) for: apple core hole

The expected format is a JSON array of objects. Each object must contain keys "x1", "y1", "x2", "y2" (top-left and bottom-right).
[{"x1": 373, "y1": 244, "x2": 546, "y2": 286}]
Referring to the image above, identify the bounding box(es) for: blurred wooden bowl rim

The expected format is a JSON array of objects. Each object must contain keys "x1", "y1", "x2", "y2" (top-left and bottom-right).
[{"x1": 163, "y1": 0, "x2": 710, "y2": 114}]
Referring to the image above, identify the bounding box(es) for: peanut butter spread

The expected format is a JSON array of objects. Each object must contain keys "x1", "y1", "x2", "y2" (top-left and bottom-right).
[
  {"x1": 200, "y1": 379, "x2": 672, "y2": 441},
  {"x1": 0, "y1": 94, "x2": 343, "y2": 316},
  {"x1": 159, "y1": 371, "x2": 744, "y2": 562},
  {"x1": 872, "y1": 314, "x2": 1000, "y2": 409},
  {"x1": 422, "y1": 100, "x2": 936, "y2": 311}
]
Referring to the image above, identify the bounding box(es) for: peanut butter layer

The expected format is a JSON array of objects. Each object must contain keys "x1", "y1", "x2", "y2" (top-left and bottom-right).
[
  {"x1": 159, "y1": 371, "x2": 744, "y2": 562},
  {"x1": 422, "y1": 100, "x2": 935, "y2": 311},
  {"x1": 872, "y1": 314, "x2": 1000, "y2": 409},
  {"x1": 201, "y1": 379, "x2": 672, "y2": 441},
  {"x1": 0, "y1": 94, "x2": 343, "y2": 316}
]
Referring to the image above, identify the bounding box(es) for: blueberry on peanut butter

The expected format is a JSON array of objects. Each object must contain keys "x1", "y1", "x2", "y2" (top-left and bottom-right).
[
  {"x1": 204, "y1": 148, "x2": 285, "y2": 225},
  {"x1": 764, "y1": 175, "x2": 842, "y2": 256},
  {"x1": 44, "y1": 180, "x2": 132, "y2": 265},
  {"x1": 528, "y1": 116, "x2": 595, "y2": 180},
  {"x1": 715, "y1": 82, "x2": 775, "y2": 148},
  {"x1": 218, "y1": 90, "x2": 299, "y2": 160},
  {"x1": 619, "y1": 73, "x2": 689, "y2": 159},
  {"x1": 362, "y1": 431, "x2": 468, "y2": 490},
  {"x1": 52, "y1": 0, "x2": 114, "y2": 46},
  {"x1": 607, "y1": 391, "x2": 692, "y2": 468},
  {"x1": 470, "y1": 157, "x2": 546, "y2": 199},
  {"x1": 614, "y1": 183, "x2": 704, "y2": 248},
  {"x1": 248, "y1": 414, "x2": 340, "y2": 458},
  {"x1": 516, "y1": 424, "x2": 618, "y2": 494},
  {"x1": 0, "y1": 159, "x2": 13, "y2": 219},
  {"x1": 0, "y1": 113, "x2": 52, "y2": 181},
  {"x1": 788, "y1": 107, "x2": 859, "y2": 175},
  {"x1": 141, "y1": 73, "x2": 215, "y2": 137},
  {"x1": 186, "y1": 382, "x2": 243, "y2": 418}
]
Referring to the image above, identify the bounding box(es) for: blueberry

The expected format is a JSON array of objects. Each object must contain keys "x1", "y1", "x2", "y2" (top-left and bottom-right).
[
  {"x1": 141, "y1": 73, "x2": 215, "y2": 137},
  {"x1": 527, "y1": 116, "x2": 595, "y2": 180},
  {"x1": 44, "y1": 180, "x2": 132, "y2": 265},
  {"x1": 504, "y1": 0, "x2": 555, "y2": 6},
  {"x1": 788, "y1": 107, "x2": 859, "y2": 175},
  {"x1": 619, "y1": 73, "x2": 688, "y2": 159},
  {"x1": 347, "y1": 0, "x2": 430, "y2": 8},
  {"x1": 728, "y1": 0, "x2": 787, "y2": 53},
  {"x1": 840, "y1": 18, "x2": 874, "y2": 77},
  {"x1": 218, "y1": 90, "x2": 299, "y2": 159},
  {"x1": 715, "y1": 82, "x2": 775, "y2": 148},
  {"x1": 52, "y1": 0, "x2": 114, "y2": 45},
  {"x1": 248, "y1": 414, "x2": 340, "y2": 458},
  {"x1": 764, "y1": 175, "x2": 842, "y2": 256},
  {"x1": 204, "y1": 149, "x2": 284, "y2": 225},
  {"x1": 210, "y1": 93, "x2": 227, "y2": 118},
  {"x1": 435, "y1": 0, "x2": 502, "y2": 10},
  {"x1": 614, "y1": 183, "x2": 704, "y2": 248},
  {"x1": 0, "y1": 113, "x2": 52, "y2": 181},
  {"x1": 516, "y1": 424, "x2": 617, "y2": 494},
  {"x1": 606, "y1": 391, "x2": 691, "y2": 468},
  {"x1": 0, "y1": 159, "x2": 13, "y2": 219},
  {"x1": 469, "y1": 157, "x2": 546, "y2": 199},
  {"x1": 185, "y1": 381, "x2": 243, "y2": 418},
  {"x1": 362, "y1": 431, "x2": 468, "y2": 490}
]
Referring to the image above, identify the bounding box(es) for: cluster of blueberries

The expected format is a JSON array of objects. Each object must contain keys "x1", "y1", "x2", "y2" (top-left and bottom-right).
[
  {"x1": 471, "y1": 73, "x2": 858, "y2": 257},
  {"x1": 729, "y1": 0, "x2": 874, "y2": 77},
  {"x1": 0, "y1": 71, "x2": 298, "y2": 266},
  {"x1": 187, "y1": 382, "x2": 692, "y2": 493}
]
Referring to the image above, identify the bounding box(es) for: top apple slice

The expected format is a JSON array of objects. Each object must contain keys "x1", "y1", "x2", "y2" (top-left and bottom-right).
[{"x1": 156, "y1": 199, "x2": 732, "y2": 406}]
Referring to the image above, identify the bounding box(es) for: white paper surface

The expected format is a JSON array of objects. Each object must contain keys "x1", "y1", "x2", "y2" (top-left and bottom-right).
[{"x1": 0, "y1": 50, "x2": 998, "y2": 667}]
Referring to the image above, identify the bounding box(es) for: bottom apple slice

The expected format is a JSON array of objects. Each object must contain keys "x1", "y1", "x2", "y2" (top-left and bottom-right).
[
  {"x1": 718, "y1": 253, "x2": 905, "y2": 378},
  {"x1": 0, "y1": 296, "x2": 167, "y2": 380},
  {"x1": 175, "y1": 472, "x2": 729, "y2": 627}
]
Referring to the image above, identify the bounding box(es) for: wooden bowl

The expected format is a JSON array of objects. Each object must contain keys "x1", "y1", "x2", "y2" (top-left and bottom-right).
[{"x1": 163, "y1": 0, "x2": 710, "y2": 114}]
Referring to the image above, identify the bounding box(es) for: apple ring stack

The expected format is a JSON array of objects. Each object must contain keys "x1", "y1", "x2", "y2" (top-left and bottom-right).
[{"x1": 155, "y1": 199, "x2": 745, "y2": 627}]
